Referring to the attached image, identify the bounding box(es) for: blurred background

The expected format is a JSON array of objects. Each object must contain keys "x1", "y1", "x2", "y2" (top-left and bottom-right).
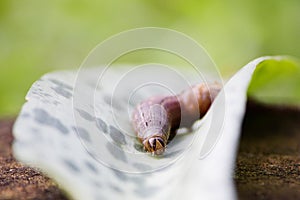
[{"x1": 0, "y1": 0, "x2": 299, "y2": 117}]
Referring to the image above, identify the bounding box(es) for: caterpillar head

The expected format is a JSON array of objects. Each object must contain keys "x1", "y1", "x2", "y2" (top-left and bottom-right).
[{"x1": 143, "y1": 136, "x2": 166, "y2": 155}]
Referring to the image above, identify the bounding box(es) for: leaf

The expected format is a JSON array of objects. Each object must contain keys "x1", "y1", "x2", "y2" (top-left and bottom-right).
[
  {"x1": 248, "y1": 57, "x2": 300, "y2": 106},
  {"x1": 13, "y1": 56, "x2": 298, "y2": 200}
]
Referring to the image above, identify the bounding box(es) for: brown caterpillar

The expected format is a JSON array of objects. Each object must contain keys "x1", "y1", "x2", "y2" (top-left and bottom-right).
[{"x1": 131, "y1": 82, "x2": 222, "y2": 155}]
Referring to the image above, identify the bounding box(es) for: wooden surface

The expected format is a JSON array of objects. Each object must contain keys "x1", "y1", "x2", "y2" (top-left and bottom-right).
[{"x1": 0, "y1": 101, "x2": 299, "y2": 199}]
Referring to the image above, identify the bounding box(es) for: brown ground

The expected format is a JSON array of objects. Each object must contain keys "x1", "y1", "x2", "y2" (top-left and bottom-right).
[
  {"x1": 0, "y1": 101, "x2": 299, "y2": 200},
  {"x1": 0, "y1": 120, "x2": 68, "y2": 200},
  {"x1": 235, "y1": 101, "x2": 300, "y2": 200}
]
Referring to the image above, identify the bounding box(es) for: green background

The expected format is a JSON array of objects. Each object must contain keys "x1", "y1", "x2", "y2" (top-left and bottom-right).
[{"x1": 0, "y1": 0, "x2": 299, "y2": 117}]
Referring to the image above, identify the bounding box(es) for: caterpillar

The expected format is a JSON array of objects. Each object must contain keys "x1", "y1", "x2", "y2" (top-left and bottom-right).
[{"x1": 131, "y1": 82, "x2": 222, "y2": 155}]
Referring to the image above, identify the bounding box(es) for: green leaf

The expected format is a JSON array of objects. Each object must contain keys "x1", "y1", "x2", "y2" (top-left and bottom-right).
[{"x1": 248, "y1": 57, "x2": 300, "y2": 106}]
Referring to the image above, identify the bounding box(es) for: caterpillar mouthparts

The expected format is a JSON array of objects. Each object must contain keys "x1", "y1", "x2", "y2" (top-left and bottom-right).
[
  {"x1": 143, "y1": 136, "x2": 166, "y2": 155},
  {"x1": 132, "y1": 82, "x2": 222, "y2": 156}
]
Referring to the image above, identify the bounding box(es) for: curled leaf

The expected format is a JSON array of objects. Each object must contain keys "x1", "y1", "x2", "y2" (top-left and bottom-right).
[{"x1": 13, "y1": 56, "x2": 299, "y2": 200}]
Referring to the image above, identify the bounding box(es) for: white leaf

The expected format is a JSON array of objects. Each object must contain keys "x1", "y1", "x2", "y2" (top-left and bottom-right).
[{"x1": 13, "y1": 56, "x2": 282, "y2": 200}]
